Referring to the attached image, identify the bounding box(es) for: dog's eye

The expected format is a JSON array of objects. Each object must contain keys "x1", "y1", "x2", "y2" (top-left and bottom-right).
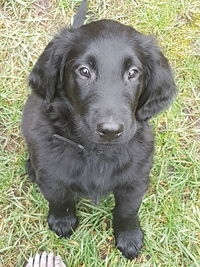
[
  {"x1": 128, "y1": 68, "x2": 139, "y2": 80},
  {"x1": 78, "y1": 67, "x2": 91, "y2": 78}
]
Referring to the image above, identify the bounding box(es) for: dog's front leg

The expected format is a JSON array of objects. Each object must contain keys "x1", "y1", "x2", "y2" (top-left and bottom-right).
[
  {"x1": 47, "y1": 189, "x2": 78, "y2": 238},
  {"x1": 38, "y1": 177, "x2": 78, "y2": 237},
  {"x1": 113, "y1": 186, "x2": 146, "y2": 259}
]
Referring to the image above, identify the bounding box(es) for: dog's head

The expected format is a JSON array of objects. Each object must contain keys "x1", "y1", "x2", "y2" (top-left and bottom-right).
[{"x1": 29, "y1": 20, "x2": 176, "y2": 144}]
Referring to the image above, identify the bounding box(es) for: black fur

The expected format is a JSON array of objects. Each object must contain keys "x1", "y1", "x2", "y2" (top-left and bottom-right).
[{"x1": 22, "y1": 14, "x2": 176, "y2": 259}]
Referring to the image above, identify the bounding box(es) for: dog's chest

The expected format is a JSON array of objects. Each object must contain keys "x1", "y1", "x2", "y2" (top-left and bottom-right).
[{"x1": 68, "y1": 152, "x2": 117, "y2": 202}]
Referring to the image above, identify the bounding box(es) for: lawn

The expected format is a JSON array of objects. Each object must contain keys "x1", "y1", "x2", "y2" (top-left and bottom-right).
[{"x1": 0, "y1": 0, "x2": 199, "y2": 266}]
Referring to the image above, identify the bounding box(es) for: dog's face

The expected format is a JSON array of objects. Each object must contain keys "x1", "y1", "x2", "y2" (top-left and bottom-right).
[
  {"x1": 65, "y1": 28, "x2": 145, "y2": 144},
  {"x1": 29, "y1": 20, "x2": 176, "y2": 144}
]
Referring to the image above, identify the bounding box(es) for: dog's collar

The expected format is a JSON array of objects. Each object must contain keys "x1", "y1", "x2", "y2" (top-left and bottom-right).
[{"x1": 52, "y1": 134, "x2": 103, "y2": 155}]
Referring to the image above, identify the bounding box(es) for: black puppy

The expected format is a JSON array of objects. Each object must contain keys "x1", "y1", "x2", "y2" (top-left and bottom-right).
[{"x1": 22, "y1": 0, "x2": 176, "y2": 259}]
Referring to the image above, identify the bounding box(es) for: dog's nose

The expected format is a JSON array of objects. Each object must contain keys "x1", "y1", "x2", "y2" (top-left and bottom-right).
[{"x1": 96, "y1": 122, "x2": 124, "y2": 140}]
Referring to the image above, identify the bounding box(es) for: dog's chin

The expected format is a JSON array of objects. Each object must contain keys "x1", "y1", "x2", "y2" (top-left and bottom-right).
[
  {"x1": 93, "y1": 135, "x2": 131, "y2": 145},
  {"x1": 92, "y1": 140, "x2": 124, "y2": 147}
]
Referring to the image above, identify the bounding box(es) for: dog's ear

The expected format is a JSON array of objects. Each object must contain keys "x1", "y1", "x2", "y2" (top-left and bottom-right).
[
  {"x1": 29, "y1": 29, "x2": 72, "y2": 108},
  {"x1": 136, "y1": 35, "x2": 176, "y2": 121}
]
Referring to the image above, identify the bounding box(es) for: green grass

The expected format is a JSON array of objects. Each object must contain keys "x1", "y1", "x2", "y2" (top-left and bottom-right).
[{"x1": 0, "y1": 0, "x2": 199, "y2": 266}]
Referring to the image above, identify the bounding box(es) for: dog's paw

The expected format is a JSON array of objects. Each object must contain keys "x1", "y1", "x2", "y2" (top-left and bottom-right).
[
  {"x1": 115, "y1": 228, "x2": 143, "y2": 260},
  {"x1": 48, "y1": 213, "x2": 78, "y2": 237}
]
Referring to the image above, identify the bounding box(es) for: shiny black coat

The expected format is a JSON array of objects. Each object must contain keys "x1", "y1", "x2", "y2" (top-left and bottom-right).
[{"x1": 22, "y1": 19, "x2": 176, "y2": 259}]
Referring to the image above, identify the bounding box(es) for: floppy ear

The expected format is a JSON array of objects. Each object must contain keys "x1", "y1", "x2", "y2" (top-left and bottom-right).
[
  {"x1": 29, "y1": 29, "x2": 72, "y2": 108},
  {"x1": 136, "y1": 35, "x2": 176, "y2": 121}
]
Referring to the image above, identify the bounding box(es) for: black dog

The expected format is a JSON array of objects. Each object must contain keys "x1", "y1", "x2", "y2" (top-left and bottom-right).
[{"x1": 22, "y1": 0, "x2": 176, "y2": 259}]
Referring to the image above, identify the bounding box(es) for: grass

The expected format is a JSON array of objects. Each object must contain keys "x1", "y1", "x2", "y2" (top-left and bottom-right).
[{"x1": 0, "y1": 0, "x2": 199, "y2": 266}]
